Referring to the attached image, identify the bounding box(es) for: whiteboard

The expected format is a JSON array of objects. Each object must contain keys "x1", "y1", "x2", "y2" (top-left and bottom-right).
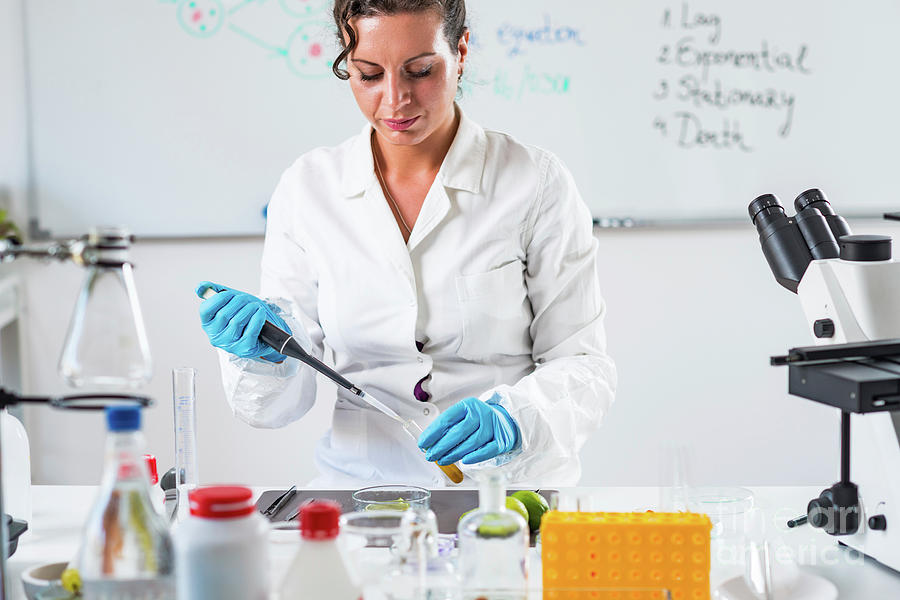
[{"x1": 23, "y1": 0, "x2": 900, "y2": 237}]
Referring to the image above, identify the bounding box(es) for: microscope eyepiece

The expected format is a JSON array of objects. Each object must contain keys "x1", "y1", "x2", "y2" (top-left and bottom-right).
[
  {"x1": 748, "y1": 193, "x2": 784, "y2": 225},
  {"x1": 794, "y1": 189, "x2": 832, "y2": 214},
  {"x1": 749, "y1": 193, "x2": 813, "y2": 293},
  {"x1": 794, "y1": 188, "x2": 851, "y2": 241}
]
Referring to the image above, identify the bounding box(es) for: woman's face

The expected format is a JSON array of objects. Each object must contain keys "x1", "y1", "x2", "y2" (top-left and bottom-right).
[{"x1": 345, "y1": 10, "x2": 467, "y2": 148}]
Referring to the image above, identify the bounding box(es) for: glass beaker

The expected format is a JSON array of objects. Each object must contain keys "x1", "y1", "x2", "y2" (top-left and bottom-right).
[
  {"x1": 339, "y1": 510, "x2": 405, "y2": 590},
  {"x1": 352, "y1": 485, "x2": 431, "y2": 512}
]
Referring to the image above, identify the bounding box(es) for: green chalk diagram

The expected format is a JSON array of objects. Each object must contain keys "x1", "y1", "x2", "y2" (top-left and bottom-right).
[{"x1": 161, "y1": 0, "x2": 335, "y2": 79}]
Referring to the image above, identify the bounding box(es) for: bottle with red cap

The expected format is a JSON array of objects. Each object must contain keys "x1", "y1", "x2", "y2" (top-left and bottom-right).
[
  {"x1": 280, "y1": 500, "x2": 362, "y2": 600},
  {"x1": 173, "y1": 485, "x2": 269, "y2": 600}
]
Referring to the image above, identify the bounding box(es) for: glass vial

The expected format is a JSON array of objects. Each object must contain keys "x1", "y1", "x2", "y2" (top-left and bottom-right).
[
  {"x1": 382, "y1": 509, "x2": 459, "y2": 599},
  {"x1": 457, "y1": 472, "x2": 528, "y2": 598}
]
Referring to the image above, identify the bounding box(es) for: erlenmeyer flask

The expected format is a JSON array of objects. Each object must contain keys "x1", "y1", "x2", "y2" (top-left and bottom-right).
[{"x1": 58, "y1": 227, "x2": 152, "y2": 389}]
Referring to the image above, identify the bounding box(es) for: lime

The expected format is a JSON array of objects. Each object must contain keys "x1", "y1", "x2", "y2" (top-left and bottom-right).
[
  {"x1": 459, "y1": 508, "x2": 476, "y2": 524},
  {"x1": 505, "y1": 495, "x2": 530, "y2": 526},
  {"x1": 457, "y1": 499, "x2": 528, "y2": 538},
  {"x1": 510, "y1": 490, "x2": 550, "y2": 532},
  {"x1": 365, "y1": 497, "x2": 410, "y2": 511},
  {"x1": 61, "y1": 567, "x2": 82, "y2": 594}
]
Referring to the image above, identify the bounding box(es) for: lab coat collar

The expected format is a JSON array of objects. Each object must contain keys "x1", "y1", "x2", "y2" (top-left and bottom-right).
[{"x1": 340, "y1": 105, "x2": 486, "y2": 197}]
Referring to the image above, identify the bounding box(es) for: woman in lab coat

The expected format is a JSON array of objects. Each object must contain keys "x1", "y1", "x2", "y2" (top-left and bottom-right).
[{"x1": 196, "y1": 0, "x2": 616, "y2": 487}]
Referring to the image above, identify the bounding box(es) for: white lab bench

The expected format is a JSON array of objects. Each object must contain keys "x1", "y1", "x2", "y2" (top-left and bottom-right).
[{"x1": 8, "y1": 485, "x2": 900, "y2": 599}]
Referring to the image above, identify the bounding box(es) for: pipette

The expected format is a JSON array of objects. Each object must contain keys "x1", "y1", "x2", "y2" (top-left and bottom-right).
[{"x1": 199, "y1": 287, "x2": 464, "y2": 484}]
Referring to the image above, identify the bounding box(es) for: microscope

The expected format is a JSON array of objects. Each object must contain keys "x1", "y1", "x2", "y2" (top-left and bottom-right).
[{"x1": 750, "y1": 189, "x2": 900, "y2": 573}]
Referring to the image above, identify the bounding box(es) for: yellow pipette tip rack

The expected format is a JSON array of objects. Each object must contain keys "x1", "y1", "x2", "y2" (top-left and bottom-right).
[{"x1": 540, "y1": 511, "x2": 712, "y2": 600}]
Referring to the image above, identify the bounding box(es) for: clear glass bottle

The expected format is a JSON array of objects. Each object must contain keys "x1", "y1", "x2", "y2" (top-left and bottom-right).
[
  {"x1": 76, "y1": 405, "x2": 174, "y2": 599},
  {"x1": 382, "y1": 509, "x2": 459, "y2": 599},
  {"x1": 58, "y1": 227, "x2": 152, "y2": 389},
  {"x1": 457, "y1": 473, "x2": 528, "y2": 599}
]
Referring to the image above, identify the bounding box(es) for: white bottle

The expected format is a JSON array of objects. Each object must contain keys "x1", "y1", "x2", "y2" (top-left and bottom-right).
[
  {"x1": 1, "y1": 407, "x2": 32, "y2": 526},
  {"x1": 280, "y1": 500, "x2": 361, "y2": 600},
  {"x1": 174, "y1": 486, "x2": 269, "y2": 600}
]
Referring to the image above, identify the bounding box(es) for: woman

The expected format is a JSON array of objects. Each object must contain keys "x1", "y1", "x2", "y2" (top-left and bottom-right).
[{"x1": 196, "y1": 0, "x2": 616, "y2": 487}]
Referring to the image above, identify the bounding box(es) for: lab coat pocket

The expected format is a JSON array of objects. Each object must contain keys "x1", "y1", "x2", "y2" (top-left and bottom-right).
[{"x1": 455, "y1": 260, "x2": 533, "y2": 360}]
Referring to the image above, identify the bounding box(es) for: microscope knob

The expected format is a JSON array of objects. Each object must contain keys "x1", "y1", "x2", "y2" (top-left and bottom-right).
[
  {"x1": 868, "y1": 515, "x2": 887, "y2": 531},
  {"x1": 807, "y1": 498, "x2": 831, "y2": 528},
  {"x1": 813, "y1": 319, "x2": 835, "y2": 338}
]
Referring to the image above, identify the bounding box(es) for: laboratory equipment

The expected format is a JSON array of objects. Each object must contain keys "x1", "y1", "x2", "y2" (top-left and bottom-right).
[
  {"x1": 75, "y1": 406, "x2": 174, "y2": 599},
  {"x1": 172, "y1": 367, "x2": 199, "y2": 523},
  {"x1": 352, "y1": 485, "x2": 431, "y2": 512},
  {"x1": 20, "y1": 562, "x2": 68, "y2": 600},
  {"x1": 1, "y1": 408, "x2": 30, "y2": 526},
  {"x1": 198, "y1": 285, "x2": 465, "y2": 484},
  {"x1": 280, "y1": 500, "x2": 361, "y2": 600},
  {"x1": 262, "y1": 485, "x2": 297, "y2": 519},
  {"x1": 750, "y1": 190, "x2": 900, "y2": 572},
  {"x1": 457, "y1": 473, "x2": 528, "y2": 598},
  {"x1": 541, "y1": 510, "x2": 709, "y2": 599},
  {"x1": 0, "y1": 226, "x2": 153, "y2": 600},
  {"x1": 0, "y1": 390, "x2": 151, "y2": 600},
  {"x1": 381, "y1": 509, "x2": 459, "y2": 600},
  {"x1": 4, "y1": 514, "x2": 26, "y2": 558},
  {"x1": 173, "y1": 486, "x2": 268, "y2": 600},
  {"x1": 686, "y1": 486, "x2": 754, "y2": 540},
  {"x1": 339, "y1": 510, "x2": 406, "y2": 590},
  {"x1": 57, "y1": 227, "x2": 152, "y2": 388}
]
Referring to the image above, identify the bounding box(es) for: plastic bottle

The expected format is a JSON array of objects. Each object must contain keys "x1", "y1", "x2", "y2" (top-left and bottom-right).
[
  {"x1": 1, "y1": 407, "x2": 32, "y2": 526},
  {"x1": 280, "y1": 500, "x2": 362, "y2": 600},
  {"x1": 173, "y1": 486, "x2": 269, "y2": 600},
  {"x1": 144, "y1": 454, "x2": 165, "y2": 515},
  {"x1": 382, "y1": 509, "x2": 459, "y2": 599},
  {"x1": 457, "y1": 473, "x2": 528, "y2": 598},
  {"x1": 75, "y1": 405, "x2": 174, "y2": 599}
]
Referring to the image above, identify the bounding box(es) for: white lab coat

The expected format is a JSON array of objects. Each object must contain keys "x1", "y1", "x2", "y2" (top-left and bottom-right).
[{"x1": 218, "y1": 108, "x2": 617, "y2": 487}]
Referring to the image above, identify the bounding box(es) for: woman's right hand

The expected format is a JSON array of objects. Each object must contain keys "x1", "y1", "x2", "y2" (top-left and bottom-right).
[{"x1": 195, "y1": 281, "x2": 292, "y2": 363}]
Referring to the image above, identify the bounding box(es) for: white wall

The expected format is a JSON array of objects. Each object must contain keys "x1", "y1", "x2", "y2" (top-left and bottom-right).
[
  {"x1": 0, "y1": 0, "x2": 28, "y2": 224},
  {"x1": 2, "y1": 0, "x2": 873, "y2": 489}
]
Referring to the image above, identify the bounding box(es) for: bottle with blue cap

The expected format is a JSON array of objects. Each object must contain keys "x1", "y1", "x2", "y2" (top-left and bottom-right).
[{"x1": 75, "y1": 405, "x2": 175, "y2": 599}]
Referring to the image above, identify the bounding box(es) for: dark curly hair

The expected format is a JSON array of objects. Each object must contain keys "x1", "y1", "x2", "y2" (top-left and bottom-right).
[{"x1": 331, "y1": 0, "x2": 467, "y2": 80}]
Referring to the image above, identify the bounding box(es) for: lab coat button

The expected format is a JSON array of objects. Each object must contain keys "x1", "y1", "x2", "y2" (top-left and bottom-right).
[
  {"x1": 422, "y1": 407, "x2": 431, "y2": 416},
  {"x1": 417, "y1": 357, "x2": 424, "y2": 363}
]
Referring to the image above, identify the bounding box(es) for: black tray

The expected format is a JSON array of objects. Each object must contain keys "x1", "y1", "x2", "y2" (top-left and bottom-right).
[{"x1": 256, "y1": 488, "x2": 555, "y2": 536}]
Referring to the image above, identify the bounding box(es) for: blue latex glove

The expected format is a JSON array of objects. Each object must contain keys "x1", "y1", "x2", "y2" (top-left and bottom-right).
[
  {"x1": 195, "y1": 281, "x2": 291, "y2": 363},
  {"x1": 417, "y1": 397, "x2": 520, "y2": 466}
]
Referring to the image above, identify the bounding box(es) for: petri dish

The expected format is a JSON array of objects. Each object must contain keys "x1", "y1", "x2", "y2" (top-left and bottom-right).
[
  {"x1": 352, "y1": 485, "x2": 431, "y2": 512},
  {"x1": 687, "y1": 486, "x2": 755, "y2": 539}
]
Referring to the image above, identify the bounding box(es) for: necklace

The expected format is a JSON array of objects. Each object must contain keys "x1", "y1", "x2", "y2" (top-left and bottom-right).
[{"x1": 372, "y1": 142, "x2": 412, "y2": 236}]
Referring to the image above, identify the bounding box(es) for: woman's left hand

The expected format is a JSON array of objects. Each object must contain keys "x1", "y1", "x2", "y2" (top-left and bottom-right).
[{"x1": 417, "y1": 397, "x2": 520, "y2": 465}]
